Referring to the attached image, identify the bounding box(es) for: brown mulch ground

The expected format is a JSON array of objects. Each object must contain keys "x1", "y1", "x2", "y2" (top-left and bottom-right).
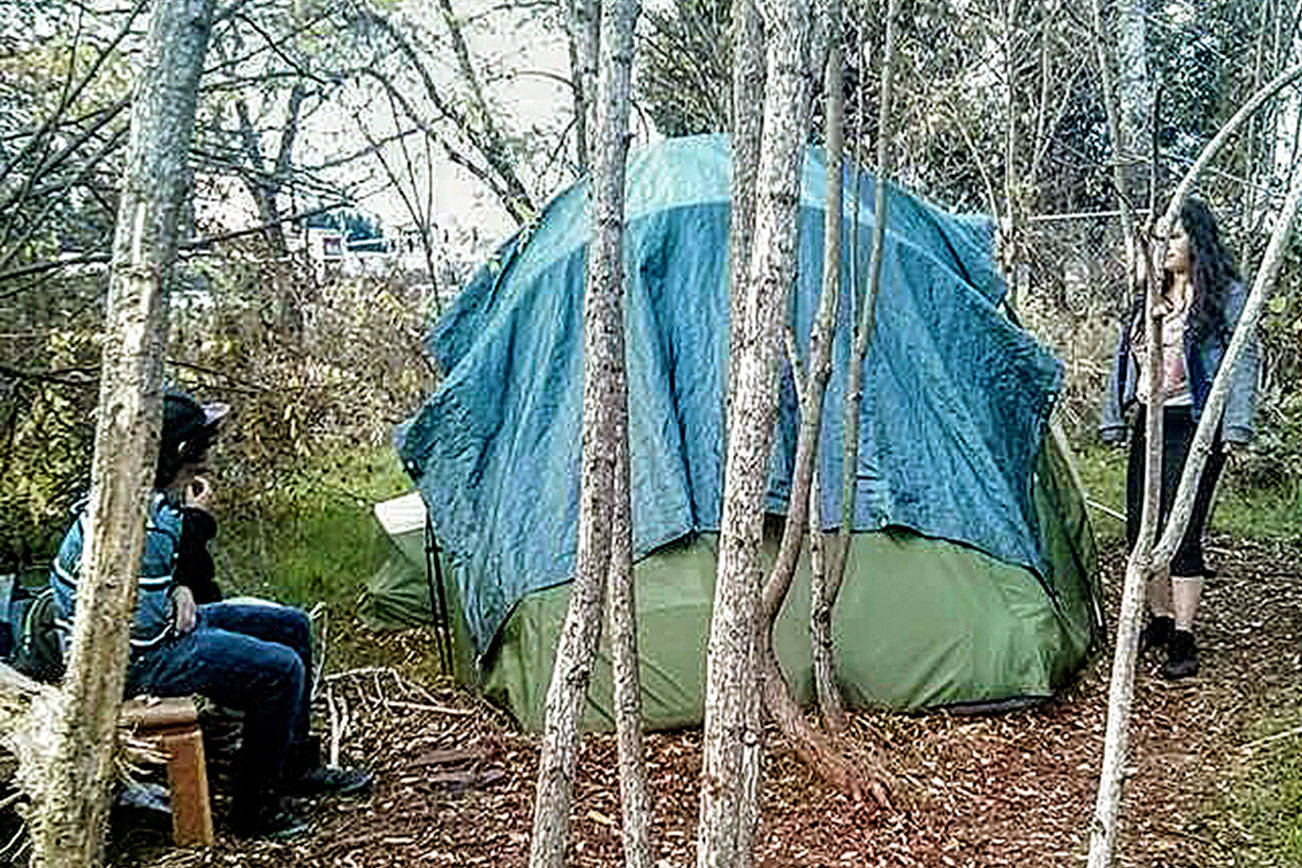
[{"x1": 122, "y1": 533, "x2": 1302, "y2": 867}]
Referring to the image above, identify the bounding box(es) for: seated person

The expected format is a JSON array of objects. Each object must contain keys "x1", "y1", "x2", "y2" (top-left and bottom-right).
[{"x1": 49, "y1": 391, "x2": 372, "y2": 838}]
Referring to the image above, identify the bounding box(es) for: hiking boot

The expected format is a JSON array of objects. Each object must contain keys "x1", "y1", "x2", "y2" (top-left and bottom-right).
[
  {"x1": 1139, "y1": 615, "x2": 1174, "y2": 655},
  {"x1": 1162, "y1": 630, "x2": 1199, "y2": 680},
  {"x1": 231, "y1": 803, "x2": 311, "y2": 840},
  {"x1": 285, "y1": 734, "x2": 324, "y2": 781},
  {"x1": 288, "y1": 764, "x2": 375, "y2": 798}
]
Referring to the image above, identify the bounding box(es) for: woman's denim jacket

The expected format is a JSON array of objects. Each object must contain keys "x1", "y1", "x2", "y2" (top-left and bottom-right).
[{"x1": 1100, "y1": 281, "x2": 1260, "y2": 445}]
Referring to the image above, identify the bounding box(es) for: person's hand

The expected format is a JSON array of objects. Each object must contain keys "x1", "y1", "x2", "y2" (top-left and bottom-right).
[
  {"x1": 171, "y1": 585, "x2": 197, "y2": 635},
  {"x1": 185, "y1": 475, "x2": 214, "y2": 513}
]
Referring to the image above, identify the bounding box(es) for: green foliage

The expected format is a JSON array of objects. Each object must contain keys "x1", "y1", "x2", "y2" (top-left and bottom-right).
[
  {"x1": 0, "y1": 239, "x2": 435, "y2": 575},
  {"x1": 1071, "y1": 440, "x2": 1302, "y2": 546},
  {"x1": 1244, "y1": 255, "x2": 1302, "y2": 492},
  {"x1": 0, "y1": 274, "x2": 102, "y2": 573},
  {"x1": 213, "y1": 446, "x2": 418, "y2": 674},
  {"x1": 1219, "y1": 718, "x2": 1302, "y2": 864},
  {"x1": 171, "y1": 252, "x2": 434, "y2": 519},
  {"x1": 1149, "y1": 0, "x2": 1263, "y2": 167},
  {"x1": 1067, "y1": 442, "x2": 1127, "y2": 545},
  {"x1": 214, "y1": 447, "x2": 409, "y2": 607},
  {"x1": 1215, "y1": 473, "x2": 1302, "y2": 542}
]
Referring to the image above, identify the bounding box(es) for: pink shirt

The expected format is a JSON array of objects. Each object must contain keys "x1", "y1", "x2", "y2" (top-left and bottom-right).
[{"x1": 1133, "y1": 304, "x2": 1192, "y2": 406}]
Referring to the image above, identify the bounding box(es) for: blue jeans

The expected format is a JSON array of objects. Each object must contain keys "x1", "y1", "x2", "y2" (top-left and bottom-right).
[{"x1": 127, "y1": 602, "x2": 314, "y2": 808}]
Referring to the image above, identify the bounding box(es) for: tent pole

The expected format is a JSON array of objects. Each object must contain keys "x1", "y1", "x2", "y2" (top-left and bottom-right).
[{"x1": 424, "y1": 516, "x2": 453, "y2": 675}]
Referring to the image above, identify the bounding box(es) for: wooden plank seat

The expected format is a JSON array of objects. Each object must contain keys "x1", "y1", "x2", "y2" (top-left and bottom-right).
[{"x1": 119, "y1": 696, "x2": 213, "y2": 847}]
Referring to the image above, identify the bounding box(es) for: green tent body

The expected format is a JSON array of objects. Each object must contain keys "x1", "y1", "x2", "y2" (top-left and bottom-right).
[
  {"x1": 364, "y1": 430, "x2": 1097, "y2": 730},
  {"x1": 369, "y1": 135, "x2": 1102, "y2": 731}
]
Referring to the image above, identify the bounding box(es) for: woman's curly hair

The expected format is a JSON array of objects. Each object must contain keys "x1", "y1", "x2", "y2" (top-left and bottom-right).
[{"x1": 1171, "y1": 196, "x2": 1239, "y2": 341}]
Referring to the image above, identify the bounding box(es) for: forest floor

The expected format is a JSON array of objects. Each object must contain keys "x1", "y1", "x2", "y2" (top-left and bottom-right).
[{"x1": 118, "y1": 533, "x2": 1302, "y2": 868}]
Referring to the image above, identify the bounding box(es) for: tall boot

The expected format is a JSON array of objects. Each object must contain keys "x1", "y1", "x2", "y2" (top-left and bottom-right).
[{"x1": 1164, "y1": 575, "x2": 1204, "y2": 679}]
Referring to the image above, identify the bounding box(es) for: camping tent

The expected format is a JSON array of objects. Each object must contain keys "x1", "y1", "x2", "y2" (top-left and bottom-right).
[{"x1": 375, "y1": 134, "x2": 1102, "y2": 731}]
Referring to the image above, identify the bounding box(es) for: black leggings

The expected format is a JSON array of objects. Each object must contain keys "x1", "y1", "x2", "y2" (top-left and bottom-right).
[{"x1": 1125, "y1": 405, "x2": 1226, "y2": 577}]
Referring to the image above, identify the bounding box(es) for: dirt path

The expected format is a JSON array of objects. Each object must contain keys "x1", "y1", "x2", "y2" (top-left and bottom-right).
[{"x1": 128, "y1": 535, "x2": 1302, "y2": 867}]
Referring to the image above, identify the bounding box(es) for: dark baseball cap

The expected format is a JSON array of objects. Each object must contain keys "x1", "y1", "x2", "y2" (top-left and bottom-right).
[
  {"x1": 162, "y1": 393, "x2": 229, "y2": 451},
  {"x1": 156, "y1": 392, "x2": 229, "y2": 486}
]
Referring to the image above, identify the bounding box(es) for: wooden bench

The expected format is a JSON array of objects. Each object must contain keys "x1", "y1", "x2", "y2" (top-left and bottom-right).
[{"x1": 119, "y1": 696, "x2": 213, "y2": 847}]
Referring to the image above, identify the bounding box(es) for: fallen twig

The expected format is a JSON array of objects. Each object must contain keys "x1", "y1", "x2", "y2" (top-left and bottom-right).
[
  {"x1": 1240, "y1": 722, "x2": 1302, "y2": 753},
  {"x1": 384, "y1": 699, "x2": 475, "y2": 716},
  {"x1": 327, "y1": 686, "x2": 341, "y2": 768},
  {"x1": 1086, "y1": 499, "x2": 1126, "y2": 522}
]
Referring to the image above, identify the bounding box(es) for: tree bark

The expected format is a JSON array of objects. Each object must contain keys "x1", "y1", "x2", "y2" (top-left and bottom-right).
[
  {"x1": 727, "y1": 0, "x2": 765, "y2": 398},
  {"x1": 1086, "y1": 191, "x2": 1167, "y2": 868},
  {"x1": 1115, "y1": 0, "x2": 1153, "y2": 210},
  {"x1": 1087, "y1": 0, "x2": 1140, "y2": 280},
  {"x1": 234, "y1": 86, "x2": 305, "y2": 335},
  {"x1": 597, "y1": 5, "x2": 648, "y2": 864},
  {"x1": 607, "y1": 425, "x2": 651, "y2": 868},
  {"x1": 697, "y1": 0, "x2": 812, "y2": 864},
  {"x1": 527, "y1": 0, "x2": 639, "y2": 863},
  {"x1": 754, "y1": 0, "x2": 868, "y2": 802},
  {"x1": 29, "y1": 0, "x2": 216, "y2": 865},
  {"x1": 834, "y1": 0, "x2": 900, "y2": 626},
  {"x1": 810, "y1": 0, "x2": 845, "y2": 734},
  {"x1": 726, "y1": 4, "x2": 766, "y2": 861},
  {"x1": 566, "y1": 0, "x2": 601, "y2": 174},
  {"x1": 760, "y1": 0, "x2": 840, "y2": 626}
]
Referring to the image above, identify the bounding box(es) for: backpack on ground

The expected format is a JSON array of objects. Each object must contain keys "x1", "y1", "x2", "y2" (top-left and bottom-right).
[{"x1": 9, "y1": 586, "x2": 66, "y2": 684}]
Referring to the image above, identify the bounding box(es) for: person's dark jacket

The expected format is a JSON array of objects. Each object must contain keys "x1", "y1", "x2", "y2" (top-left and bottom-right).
[
  {"x1": 175, "y1": 506, "x2": 223, "y2": 604},
  {"x1": 1100, "y1": 280, "x2": 1260, "y2": 445}
]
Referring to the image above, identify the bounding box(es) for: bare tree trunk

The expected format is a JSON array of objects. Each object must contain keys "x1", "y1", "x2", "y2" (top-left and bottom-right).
[
  {"x1": 727, "y1": 3, "x2": 766, "y2": 860},
  {"x1": 727, "y1": 0, "x2": 765, "y2": 381},
  {"x1": 697, "y1": 0, "x2": 812, "y2": 863},
  {"x1": 1235, "y1": 0, "x2": 1275, "y2": 254},
  {"x1": 1087, "y1": 0, "x2": 1140, "y2": 276},
  {"x1": 1115, "y1": 0, "x2": 1153, "y2": 210},
  {"x1": 597, "y1": 4, "x2": 647, "y2": 863},
  {"x1": 833, "y1": 0, "x2": 900, "y2": 631},
  {"x1": 226, "y1": 15, "x2": 307, "y2": 337},
  {"x1": 754, "y1": 0, "x2": 869, "y2": 798},
  {"x1": 1087, "y1": 195, "x2": 1166, "y2": 868},
  {"x1": 998, "y1": 0, "x2": 1021, "y2": 311},
  {"x1": 29, "y1": 0, "x2": 216, "y2": 864},
  {"x1": 527, "y1": 0, "x2": 639, "y2": 863},
  {"x1": 607, "y1": 427, "x2": 651, "y2": 868},
  {"x1": 810, "y1": 0, "x2": 845, "y2": 734},
  {"x1": 566, "y1": 0, "x2": 601, "y2": 173},
  {"x1": 1087, "y1": 84, "x2": 1302, "y2": 868}
]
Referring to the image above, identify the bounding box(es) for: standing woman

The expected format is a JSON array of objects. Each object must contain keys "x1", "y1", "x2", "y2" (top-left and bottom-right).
[{"x1": 1101, "y1": 196, "x2": 1260, "y2": 680}]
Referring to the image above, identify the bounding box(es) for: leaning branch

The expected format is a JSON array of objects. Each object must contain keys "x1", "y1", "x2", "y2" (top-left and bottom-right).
[{"x1": 1087, "y1": 77, "x2": 1302, "y2": 868}]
